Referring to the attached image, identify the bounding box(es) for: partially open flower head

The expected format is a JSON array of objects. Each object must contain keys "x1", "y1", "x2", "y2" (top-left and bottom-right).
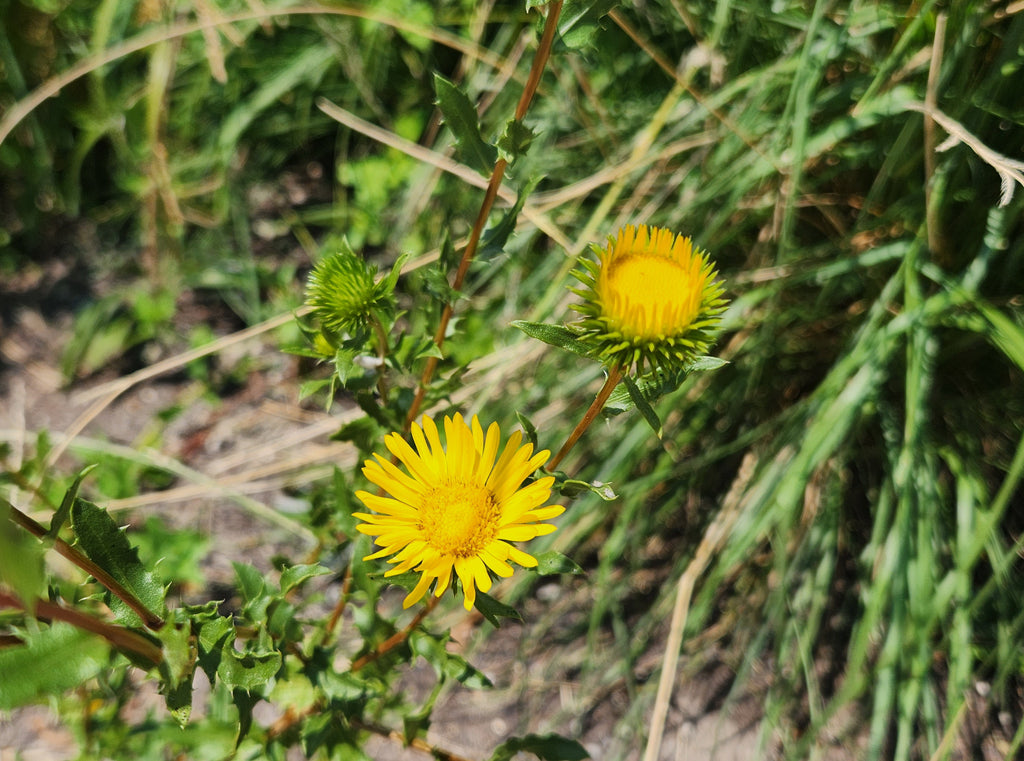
[
  {"x1": 354, "y1": 414, "x2": 562, "y2": 610},
  {"x1": 571, "y1": 224, "x2": 728, "y2": 373}
]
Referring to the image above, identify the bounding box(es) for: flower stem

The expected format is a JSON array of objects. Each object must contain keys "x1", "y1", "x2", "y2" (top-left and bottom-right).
[
  {"x1": 548, "y1": 364, "x2": 624, "y2": 472},
  {"x1": 404, "y1": 0, "x2": 563, "y2": 432},
  {"x1": 350, "y1": 594, "x2": 439, "y2": 671},
  {"x1": 370, "y1": 313, "x2": 391, "y2": 403}
]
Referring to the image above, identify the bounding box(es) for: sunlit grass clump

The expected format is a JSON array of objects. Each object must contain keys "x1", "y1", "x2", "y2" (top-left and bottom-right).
[{"x1": 354, "y1": 413, "x2": 562, "y2": 609}]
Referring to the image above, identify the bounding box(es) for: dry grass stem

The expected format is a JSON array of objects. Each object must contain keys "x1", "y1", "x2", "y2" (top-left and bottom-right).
[
  {"x1": 907, "y1": 101, "x2": 1024, "y2": 207},
  {"x1": 643, "y1": 452, "x2": 757, "y2": 761}
]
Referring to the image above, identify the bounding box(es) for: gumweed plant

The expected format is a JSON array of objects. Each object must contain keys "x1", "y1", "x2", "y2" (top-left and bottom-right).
[{"x1": 0, "y1": 2, "x2": 730, "y2": 760}]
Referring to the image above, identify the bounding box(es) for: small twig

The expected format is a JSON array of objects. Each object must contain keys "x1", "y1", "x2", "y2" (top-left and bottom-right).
[
  {"x1": 270, "y1": 707, "x2": 474, "y2": 760},
  {"x1": 324, "y1": 566, "x2": 352, "y2": 637},
  {"x1": 5, "y1": 501, "x2": 165, "y2": 630},
  {"x1": 907, "y1": 101, "x2": 1024, "y2": 208},
  {"x1": 350, "y1": 717, "x2": 475, "y2": 761},
  {"x1": 548, "y1": 364, "x2": 623, "y2": 472}
]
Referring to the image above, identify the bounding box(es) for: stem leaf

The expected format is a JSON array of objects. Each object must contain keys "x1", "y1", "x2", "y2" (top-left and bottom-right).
[
  {"x1": 0, "y1": 623, "x2": 110, "y2": 709},
  {"x1": 1, "y1": 498, "x2": 45, "y2": 606},
  {"x1": 473, "y1": 591, "x2": 523, "y2": 628},
  {"x1": 481, "y1": 176, "x2": 542, "y2": 258},
  {"x1": 535, "y1": 550, "x2": 585, "y2": 576},
  {"x1": 71, "y1": 497, "x2": 167, "y2": 627},
  {"x1": 489, "y1": 733, "x2": 590, "y2": 761},
  {"x1": 433, "y1": 73, "x2": 497, "y2": 176},
  {"x1": 512, "y1": 320, "x2": 597, "y2": 359},
  {"x1": 623, "y1": 373, "x2": 663, "y2": 438}
]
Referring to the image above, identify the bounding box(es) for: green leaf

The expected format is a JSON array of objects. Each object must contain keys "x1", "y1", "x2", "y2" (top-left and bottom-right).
[
  {"x1": 382, "y1": 251, "x2": 412, "y2": 292},
  {"x1": 0, "y1": 623, "x2": 110, "y2": 709},
  {"x1": 217, "y1": 643, "x2": 281, "y2": 692},
  {"x1": 604, "y1": 357, "x2": 727, "y2": 417},
  {"x1": 623, "y1": 373, "x2": 663, "y2": 438},
  {"x1": 515, "y1": 411, "x2": 540, "y2": 449},
  {"x1": 420, "y1": 261, "x2": 464, "y2": 307},
  {"x1": 556, "y1": 0, "x2": 618, "y2": 50},
  {"x1": 512, "y1": 321, "x2": 596, "y2": 359},
  {"x1": 155, "y1": 621, "x2": 196, "y2": 727},
  {"x1": 497, "y1": 118, "x2": 536, "y2": 164},
  {"x1": 232, "y1": 688, "x2": 263, "y2": 747},
  {"x1": 333, "y1": 347, "x2": 367, "y2": 386},
  {"x1": 331, "y1": 417, "x2": 386, "y2": 455},
  {"x1": 415, "y1": 340, "x2": 445, "y2": 360},
  {"x1": 480, "y1": 176, "x2": 542, "y2": 258},
  {"x1": 489, "y1": 733, "x2": 590, "y2": 761},
  {"x1": 48, "y1": 464, "x2": 97, "y2": 538},
  {"x1": 473, "y1": 591, "x2": 523, "y2": 628},
  {"x1": 534, "y1": 551, "x2": 585, "y2": 576},
  {"x1": 280, "y1": 564, "x2": 332, "y2": 594},
  {"x1": 409, "y1": 630, "x2": 493, "y2": 689},
  {"x1": 0, "y1": 498, "x2": 45, "y2": 606},
  {"x1": 556, "y1": 478, "x2": 617, "y2": 501},
  {"x1": 438, "y1": 229, "x2": 458, "y2": 272},
  {"x1": 301, "y1": 712, "x2": 366, "y2": 760},
  {"x1": 686, "y1": 355, "x2": 729, "y2": 373},
  {"x1": 70, "y1": 498, "x2": 166, "y2": 627},
  {"x1": 234, "y1": 561, "x2": 271, "y2": 602},
  {"x1": 433, "y1": 73, "x2": 497, "y2": 175},
  {"x1": 195, "y1": 610, "x2": 234, "y2": 683}
]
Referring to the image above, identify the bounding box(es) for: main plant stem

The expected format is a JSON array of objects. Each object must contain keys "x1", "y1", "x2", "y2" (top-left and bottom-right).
[
  {"x1": 5, "y1": 501, "x2": 165, "y2": 630},
  {"x1": 0, "y1": 591, "x2": 163, "y2": 665},
  {"x1": 404, "y1": 0, "x2": 563, "y2": 432},
  {"x1": 547, "y1": 364, "x2": 623, "y2": 472}
]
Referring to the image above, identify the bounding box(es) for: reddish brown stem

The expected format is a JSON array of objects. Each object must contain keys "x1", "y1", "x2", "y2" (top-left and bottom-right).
[
  {"x1": 350, "y1": 594, "x2": 439, "y2": 671},
  {"x1": 548, "y1": 364, "x2": 624, "y2": 472},
  {"x1": 404, "y1": 1, "x2": 564, "y2": 432},
  {"x1": 5, "y1": 502, "x2": 165, "y2": 630},
  {"x1": 0, "y1": 591, "x2": 163, "y2": 665},
  {"x1": 324, "y1": 566, "x2": 352, "y2": 637}
]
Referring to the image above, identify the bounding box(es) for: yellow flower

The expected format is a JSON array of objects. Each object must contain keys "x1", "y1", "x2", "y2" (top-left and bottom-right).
[
  {"x1": 571, "y1": 224, "x2": 728, "y2": 372},
  {"x1": 354, "y1": 414, "x2": 562, "y2": 610}
]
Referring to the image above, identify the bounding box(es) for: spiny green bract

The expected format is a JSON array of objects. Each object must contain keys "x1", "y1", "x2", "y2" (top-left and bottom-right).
[
  {"x1": 568, "y1": 244, "x2": 729, "y2": 375},
  {"x1": 304, "y1": 242, "x2": 400, "y2": 343}
]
